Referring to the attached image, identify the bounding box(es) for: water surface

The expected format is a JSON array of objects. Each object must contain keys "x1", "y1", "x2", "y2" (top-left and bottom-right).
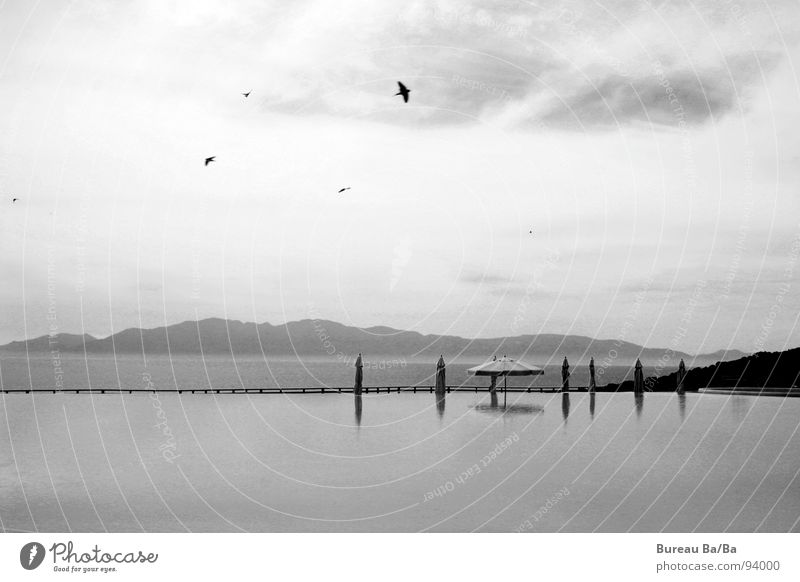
[
  {"x1": 0, "y1": 354, "x2": 655, "y2": 391},
  {"x1": 1, "y1": 388, "x2": 798, "y2": 532}
]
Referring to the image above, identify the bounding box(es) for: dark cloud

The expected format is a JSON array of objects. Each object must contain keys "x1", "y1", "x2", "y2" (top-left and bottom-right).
[
  {"x1": 459, "y1": 272, "x2": 513, "y2": 285},
  {"x1": 255, "y1": 2, "x2": 791, "y2": 131},
  {"x1": 458, "y1": 272, "x2": 578, "y2": 300},
  {"x1": 264, "y1": 49, "x2": 783, "y2": 130},
  {"x1": 535, "y1": 52, "x2": 783, "y2": 129},
  {"x1": 260, "y1": 47, "x2": 548, "y2": 127}
]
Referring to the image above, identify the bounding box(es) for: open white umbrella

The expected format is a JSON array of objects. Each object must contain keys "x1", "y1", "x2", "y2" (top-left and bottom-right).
[{"x1": 468, "y1": 356, "x2": 544, "y2": 406}]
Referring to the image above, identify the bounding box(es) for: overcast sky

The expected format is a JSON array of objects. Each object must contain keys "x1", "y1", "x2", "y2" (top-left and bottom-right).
[{"x1": 1, "y1": 0, "x2": 799, "y2": 354}]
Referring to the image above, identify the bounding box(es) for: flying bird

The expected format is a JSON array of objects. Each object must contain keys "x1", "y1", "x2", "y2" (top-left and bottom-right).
[
  {"x1": 12, "y1": 198, "x2": 18, "y2": 203},
  {"x1": 395, "y1": 81, "x2": 410, "y2": 103},
  {"x1": 204, "y1": 156, "x2": 215, "y2": 166},
  {"x1": 242, "y1": 91, "x2": 251, "y2": 98},
  {"x1": 338, "y1": 187, "x2": 351, "y2": 194}
]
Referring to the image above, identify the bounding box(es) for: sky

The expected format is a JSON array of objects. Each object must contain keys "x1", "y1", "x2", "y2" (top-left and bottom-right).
[{"x1": 1, "y1": 0, "x2": 799, "y2": 354}]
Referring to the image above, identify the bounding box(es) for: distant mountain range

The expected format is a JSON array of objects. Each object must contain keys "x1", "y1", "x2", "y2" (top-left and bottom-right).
[{"x1": 0, "y1": 318, "x2": 747, "y2": 366}]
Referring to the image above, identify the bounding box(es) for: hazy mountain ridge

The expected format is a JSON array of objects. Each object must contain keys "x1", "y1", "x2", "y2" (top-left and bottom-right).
[
  {"x1": 0, "y1": 318, "x2": 748, "y2": 365},
  {"x1": 1, "y1": 333, "x2": 95, "y2": 352}
]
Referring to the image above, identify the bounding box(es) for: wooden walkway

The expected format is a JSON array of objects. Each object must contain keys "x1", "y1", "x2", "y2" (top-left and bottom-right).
[{"x1": 1, "y1": 385, "x2": 591, "y2": 395}]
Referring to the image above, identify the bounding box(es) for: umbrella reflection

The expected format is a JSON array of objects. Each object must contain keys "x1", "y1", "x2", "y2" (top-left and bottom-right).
[
  {"x1": 473, "y1": 391, "x2": 543, "y2": 415},
  {"x1": 436, "y1": 390, "x2": 445, "y2": 419},
  {"x1": 561, "y1": 392, "x2": 570, "y2": 422},
  {"x1": 589, "y1": 392, "x2": 596, "y2": 419},
  {"x1": 634, "y1": 392, "x2": 644, "y2": 418},
  {"x1": 473, "y1": 403, "x2": 544, "y2": 415},
  {"x1": 678, "y1": 392, "x2": 686, "y2": 421},
  {"x1": 354, "y1": 394, "x2": 362, "y2": 428},
  {"x1": 730, "y1": 395, "x2": 751, "y2": 423}
]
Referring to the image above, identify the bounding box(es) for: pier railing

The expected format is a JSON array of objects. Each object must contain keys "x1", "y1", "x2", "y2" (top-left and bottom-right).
[
  {"x1": 1, "y1": 385, "x2": 592, "y2": 395},
  {"x1": 1, "y1": 355, "x2": 695, "y2": 395}
]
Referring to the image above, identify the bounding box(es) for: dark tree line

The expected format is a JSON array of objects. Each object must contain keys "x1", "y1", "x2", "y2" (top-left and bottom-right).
[{"x1": 603, "y1": 347, "x2": 800, "y2": 392}]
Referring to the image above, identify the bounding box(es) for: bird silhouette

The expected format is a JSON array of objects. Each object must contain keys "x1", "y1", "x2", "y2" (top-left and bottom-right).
[
  {"x1": 204, "y1": 156, "x2": 215, "y2": 166},
  {"x1": 338, "y1": 187, "x2": 351, "y2": 194},
  {"x1": 12, "y1": 198, "x2": 18, "y2": 203},
  {"x1": 242, "y1": 91, "x2": 251, "y2": 98},
  {"x1": 529, "y1": 230, "x2": 533, "y2": 234},
  {"x1": 395, "y1": 81, "x2": 410, "y2": 103}
]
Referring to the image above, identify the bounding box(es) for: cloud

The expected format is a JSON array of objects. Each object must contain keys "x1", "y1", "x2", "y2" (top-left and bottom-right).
[
  {"x1": 2, "y1": 0, "x2": 799, "y2": 352},
  {"x1": 241, "y1": 0, "x2": 798, "y2": 130},
  {"x1": 458, "y1": 271, "x2": 575, "y2": 301},
  {"x1": 37, "y1": 0, "x2": 795, "y2": 132},
  {"x1": 532, "y1": 51, "x2": 783, "y2": 129},
  {"x1": 459, "y1": 272, "x2": 513, "y2": 285}
]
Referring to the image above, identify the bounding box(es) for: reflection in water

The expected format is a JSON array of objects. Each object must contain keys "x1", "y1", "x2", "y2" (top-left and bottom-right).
[
  {"x1": 730, "y1": 396, "x2": 752, "y2": 424},
  {"x1": 634, "y1": 393, "x2": 644, "y2": 418},
  {"x1": 473, "y1": 403, "x2": 544, "y2": 415},
  {"x1": 354, "y1": 395, "x2": 362, "y2": 428},
  {"x1": 436, "y1": 391, "x2": 445, "y2": 419},
  {"x1": 3, "y1": 391, "x2": 799, "y2": 532},
  {"x1": 474, "y1": 391, "x2": 543, "y2": 415},
  {"x1": 589, "y1": 393, "x2": 596, "y2": 419},
  {"x1": 678, "y1": 392, "x2": 686, "y2": 421},
  {"x1": 561, "y1": 393, "x2": 570, "y2": 422}
]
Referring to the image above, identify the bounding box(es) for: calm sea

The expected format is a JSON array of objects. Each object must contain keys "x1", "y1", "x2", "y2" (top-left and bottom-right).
[
  {"x1": 0, "y1": 354, "x2": 652, "y2": 391},
  {"x1": 1, "y1": 356, "x2": 798, "y2": 532}
]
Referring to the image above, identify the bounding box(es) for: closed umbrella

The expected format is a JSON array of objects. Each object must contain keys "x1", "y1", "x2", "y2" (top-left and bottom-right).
[
  {"x1": 435, "y1": 355, "x2": 446, "y2": 394},
  {"x1": 354, "y1": 353, "x2": 363, "y2": 395},
  {"x1": 589, "y1": 357, "x2": 596, "y2": 393},
  {"x1": 468, "y1": 355, "x2": 544, "y2": 407},
  {"x1": 677, "y1": 359, "x2": 686, "y2": 393},
  {"x1": 561, "y1": 357, "x2": 570, "y2": 392},
  {"x1": 634, "y1": 358, "x2": 644, "y2": 394}
]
